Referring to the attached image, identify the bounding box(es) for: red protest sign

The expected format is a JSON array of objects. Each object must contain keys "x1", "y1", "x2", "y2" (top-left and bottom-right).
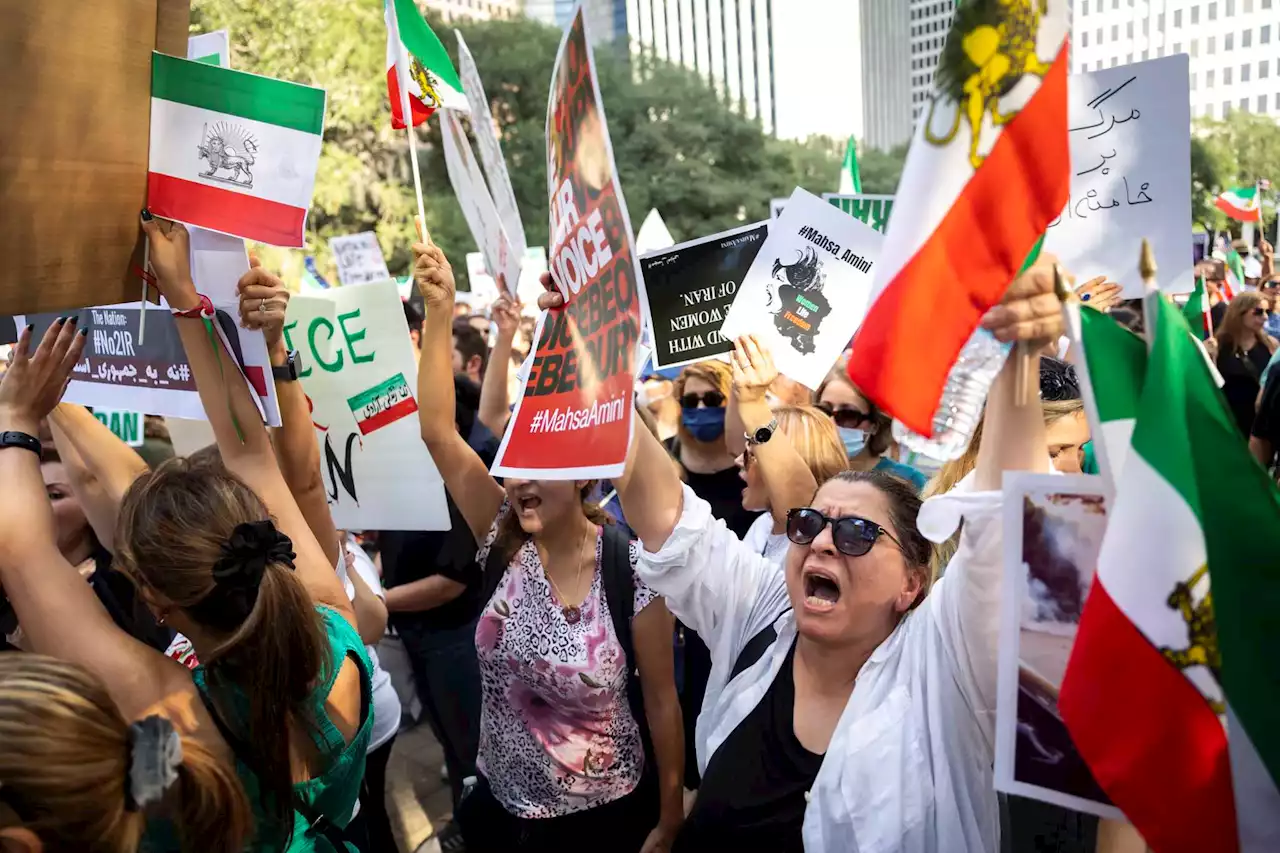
[{"x1": 492, "y1": 8, "x2": 644, "y2": 480}]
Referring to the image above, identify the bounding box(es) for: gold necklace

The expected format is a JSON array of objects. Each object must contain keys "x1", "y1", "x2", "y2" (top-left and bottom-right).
[{"x1": 545, "y1": 524, "x2": 591, "y2": 625}]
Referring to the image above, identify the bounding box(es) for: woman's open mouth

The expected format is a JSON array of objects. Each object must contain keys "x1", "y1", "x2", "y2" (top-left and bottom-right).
[
  {"x1": 802, "y1": 569, "x2": 841, "y2": 613},
  {"x1": 516, "y1": 494, "x2": 542, "y2": 515}
]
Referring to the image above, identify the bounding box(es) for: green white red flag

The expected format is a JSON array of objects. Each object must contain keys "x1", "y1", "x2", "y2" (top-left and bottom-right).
[
  {"x1": 1060, "y1": 293, "x2": 1280, "y2": 853},
  {"x1": 846, "y1": 1, "x2": 1070, "y2": 435},
  {"x1": 385, "y1": 0, "x2": 466, "y2": 129},
  {"x1": 1215, "y1": 185, "x2": 1262, "y2": 223},
  {"x1": 147, "y1": 53, "x2": 325, "y2": 248}
]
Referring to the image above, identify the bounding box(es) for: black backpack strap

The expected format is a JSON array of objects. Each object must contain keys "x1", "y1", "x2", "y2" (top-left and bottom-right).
[
  {"x1": 196, "y1": 687, "x2": 350, "y2": 851},
  {"x1": 729, "y1": 608, "x2": 793, "y2": 682},
  {"x1": 599, "y1": 524, "x2": 655, "y2": 765}
]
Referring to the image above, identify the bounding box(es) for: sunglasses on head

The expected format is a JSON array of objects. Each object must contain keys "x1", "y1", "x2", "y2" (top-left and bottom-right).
[
  {"x1": 815, "y1": 402, "x2": 871, "y2": 429},
  {"x1": 680, "y1": 391, "x2": 725, "y2": 409},
  {"x1": 786, "y1": 507, "x2": 901, "y2": 557}
]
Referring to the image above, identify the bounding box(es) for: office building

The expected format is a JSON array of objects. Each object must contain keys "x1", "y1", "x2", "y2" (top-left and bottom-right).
[
  {"x1": 623, "y1": 0, "x2": 862, "y2": 142},
  {"x1": 1073, "y1": 0, "x2": 1280, "y2": 121},
  {"x1": 861, "y1": 0, "x2": 913, "y2": 149},
  {"x1": 424, "y1": 0, "x2": 522, "y2": 22},
  {"x1": 524, "y1": 0, "x2": 630, "y2": 42}
]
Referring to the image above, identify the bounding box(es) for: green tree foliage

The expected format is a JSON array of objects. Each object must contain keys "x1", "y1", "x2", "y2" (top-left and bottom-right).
[
  {"x1": 1190, "y1": 111, "x2": 1280, "y2": 235},
  {"x1": 190, "y1": 2, "x2": 910, "y2": 289}
]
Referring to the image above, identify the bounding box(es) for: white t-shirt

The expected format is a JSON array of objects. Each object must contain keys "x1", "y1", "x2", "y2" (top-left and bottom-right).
[
  {"x1": 742, "y1": 512, "x2": 790, "y2": 565},
  {"x1": 339, "y1": 538, "x2": 401, "y2": 751}
]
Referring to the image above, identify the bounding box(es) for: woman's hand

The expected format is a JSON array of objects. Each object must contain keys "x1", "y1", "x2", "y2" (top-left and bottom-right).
[
  {"x1": 0, "y1": 320, "x2": 86, "y2": 435},
  {"x1": 412, "y1": 239, "x2": 457, "y2": 309},
  {"x1": 535, "y1": 271, "x2": 566, "y2": 311},
  {"x1": 640, "y1": 824, "x2": 677, "y2": 853},
  {"x1": 731, "y1": 334, "x2": 777, "y2": 405},
  {"x1": 139, "y1": 211, "x2": 199, "y2": 312},
  {"x1": 1075, "y1": 275, "x2": 1124, "y2": 313},
  {"x1": 980, "y1": 254, "x2": 1066, "y2": 349},
  {"x1": 237, "y1": 259, "x2": 291, "y2": 355},
  {"x1": 491, "y1": 295, "x2": 522, "y2": 342}
]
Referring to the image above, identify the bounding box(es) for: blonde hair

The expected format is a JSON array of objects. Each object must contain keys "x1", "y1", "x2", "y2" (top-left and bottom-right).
[
  {"x1": 921, "y1": 397, "x2": 1086, "y2": 576},
  {"x1": 772, "y1": 405, "x2": 849, "y2": 486},
  {"x1": 0, "y1": 655, "x2": 251, "y2": 853}
]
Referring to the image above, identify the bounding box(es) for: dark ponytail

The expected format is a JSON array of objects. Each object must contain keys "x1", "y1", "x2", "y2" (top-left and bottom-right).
[{"x1": 116, "y1": 459, "x2": 326, "y2": 838}]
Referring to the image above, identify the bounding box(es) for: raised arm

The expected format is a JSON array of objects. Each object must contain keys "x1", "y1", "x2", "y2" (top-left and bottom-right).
[
  {"x1": 238, "y1": 275, "x2": 342, "y2": 571},
  {"x1": 478, "y1": 294, "x2": 519, "y2": 438},
  {"x1": 0, "y1": 321, "x2": 188, "y2": 721},
  {"x1": 139, "y1": 215, "x2": 352, "y2": 624},
  {"x1": 732, "y1": 335, "x2": 818, "y2": 528},
  {"x1": 414, "y1": 236, "x2": 505, "y2": 543},
  {"x1": 47, "y1": 403, "x2": 150, "y2": 552}
]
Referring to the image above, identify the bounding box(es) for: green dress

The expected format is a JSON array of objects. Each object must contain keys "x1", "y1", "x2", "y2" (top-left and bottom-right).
[{"x1": 195, "y1": 606, "x2": 373, "y2": 852}]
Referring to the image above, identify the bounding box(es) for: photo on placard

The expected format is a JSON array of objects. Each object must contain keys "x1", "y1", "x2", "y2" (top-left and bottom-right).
[
  {"x1": 996, "y1": 473, "x2": 1123, "y2": 821},
  {"x1": 641, "y1": 222, "x2": 768, "y2": 369}
]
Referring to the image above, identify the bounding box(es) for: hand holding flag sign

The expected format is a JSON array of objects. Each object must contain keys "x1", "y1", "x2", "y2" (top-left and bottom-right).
[{"x1": 847, "y1": 0, "x2": 1070, "y2": 439}]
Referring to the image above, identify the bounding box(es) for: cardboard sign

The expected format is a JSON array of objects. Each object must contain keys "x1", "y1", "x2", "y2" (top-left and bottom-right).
[
  {"x1": 330, "y1": 232, "x2": 392, "y2": 286},
  {"x1": 822, "y1": 194, "x2": 895, "y2": 234},
  {"x1": 7, "y1": 302, "x2": 276, "y2": 424},
  {"x1": 492, "y1": 8, "x2": 643, "y2": 480},
  {"x1": 641, "y1": 222, "x2": 768, "y2": 369},
  {"x1": 721, "y1": 188, "x2": 881, "y2": 390},
  {"x1": 0, "y1": 0, "x2": 189, "y2": 315},
  {"x1": 439, "y1": 108, "x2": 521, "y2": 296},
  {"x1": 456, "y1": 31, "x2": 527, "y2": 258},
  {"x1": 1044, "y1": 56, "x2": 1194, "y2": 298},
  {"x1": 997, "y1": 473, "x2": 1122, "y2": 821},
  {"x1": 282, "y1": 279, "x2": 448, "y2": 531},
  {"x1": 93, "y1": 409, "x2": 146, "y2": 447}
]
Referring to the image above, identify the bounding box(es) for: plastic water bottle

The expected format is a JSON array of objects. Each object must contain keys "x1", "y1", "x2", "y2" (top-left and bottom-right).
[{"x1": 893, "y1": 327, "x2": 1012, "y2": 462}]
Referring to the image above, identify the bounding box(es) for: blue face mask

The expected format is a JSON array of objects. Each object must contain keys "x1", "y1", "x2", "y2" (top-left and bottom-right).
[
  {"x1": 682, "y1": 406, "x2": 726, "y2": 443},
  {"x1": 838, "y1": 426, "x2": 866, "y2": 458}
]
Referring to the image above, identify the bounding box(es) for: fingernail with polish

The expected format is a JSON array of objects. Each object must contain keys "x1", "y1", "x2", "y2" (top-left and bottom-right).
[
  {"x1": 78, "y1": 328, "x2": 89, "y2": 337},
  {"x1": 1081, "y1": 293, "x2": 1091, "y2": 301},
  {"x1": 24, "y1": 324, "x2": 33, "y2": 333},
  {"x1": 68, "y1": 315, "x2": 78, "y2": 325},
  {"x1": 140, "y1": 209, "x2": 153, "y2": 222}
]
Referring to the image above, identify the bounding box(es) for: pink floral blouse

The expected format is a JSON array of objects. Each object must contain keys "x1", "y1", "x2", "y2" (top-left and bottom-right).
[{"x1": 474, "y1": 505, "x2": 658, "y2": 818}]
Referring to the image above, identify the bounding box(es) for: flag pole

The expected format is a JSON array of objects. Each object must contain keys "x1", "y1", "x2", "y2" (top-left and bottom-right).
[
  {"x1": 1139, "y1": 238, "x2": 1159, "y2": 352},
  {"x1": 389, "y1": 0, "x2": 428, "y2": 233}
]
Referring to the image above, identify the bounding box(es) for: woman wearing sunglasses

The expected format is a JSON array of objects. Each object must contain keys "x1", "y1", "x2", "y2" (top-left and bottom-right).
[
  {"x1": 1213, "y1": 290, "x2": 1277, "y2": 437},
  {"x1": 539, "y1": 256, "x2": 1064, "y2": 852},
  {"x1": 814, "y1": 371, "x2": 927, "y2": 491}
]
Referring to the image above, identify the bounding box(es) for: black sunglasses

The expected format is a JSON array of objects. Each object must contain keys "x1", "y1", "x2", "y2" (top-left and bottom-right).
[
  {"x1": 680, "y1": 391, "x2": 725, "y2": 409},
  {"x1": 786, "y1": 507, "x2": 901, "y2": 557},
  {"x1": 1252, "y1": 307, "x2": 1272, "y2": 318},
  {"x1": 815, "y1": 402, "x2": 871, "y2": 429}
]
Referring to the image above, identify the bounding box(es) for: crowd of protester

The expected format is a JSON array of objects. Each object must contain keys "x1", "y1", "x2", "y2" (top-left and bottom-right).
[{"x1": 0, "y1": 212, "x2": 1275, "y2": 853}]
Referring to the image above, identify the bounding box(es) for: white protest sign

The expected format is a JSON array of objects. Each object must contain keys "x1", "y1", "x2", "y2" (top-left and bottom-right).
[
  {"x1": 282, "y1": 279, "x2": 448, "y2": 531},
  {"x1": 636, "y1": 209, "x2": 676, "y2": 254},
  {"x1": 188, "y1": 30, "x2": 230, "y2": 68},
  {"x1": 721, "y1": 188, "x2": 881, "y2": 390},
  {"x1": 93, "y1": 409, "x2": 146, "y2": 447},
  {"x1": 456, "y1": 31, "x2": 527, "y2": 258},
  {"x1": 463, "y1": 246, "x2": 550, "y2": 314},
  {"x1": 329, "y1": 232, "x2": 392, "y2": 286},
  {"x1": 440, "y1": 108, "x2": 521, "y2": 297},
  {"x1": 464, "y1": 253, "x2": 502, "y2": 310},
  {"x1": 1044, "y1": 56, "x2": 1193, "y2": 298}
]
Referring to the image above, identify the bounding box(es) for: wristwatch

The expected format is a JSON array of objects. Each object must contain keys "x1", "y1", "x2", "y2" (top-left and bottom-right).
[
  {"x1": 0, "y1": 431, "x2": 42, "y2": 457},
  {"x1": 744, "y1": 417, "x2": 778, "y2": 447},
  {"x1": 272, "y1": 350, "x2": 300, "y2": 382}
]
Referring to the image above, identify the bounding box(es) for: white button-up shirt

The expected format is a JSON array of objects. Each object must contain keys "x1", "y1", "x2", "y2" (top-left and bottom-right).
[{"x1": 637, "y1": 483, "x2": 1005, "y2": 853}]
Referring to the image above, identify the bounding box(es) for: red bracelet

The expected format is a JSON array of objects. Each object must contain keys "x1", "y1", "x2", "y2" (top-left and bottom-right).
[{"x1": 171, "y1": 293, "x2": 214, "y2": 319}]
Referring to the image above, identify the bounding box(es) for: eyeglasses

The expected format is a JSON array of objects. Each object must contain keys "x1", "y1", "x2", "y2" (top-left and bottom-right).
[
  {"x1": 785, "y1": 507, "x2": 901, "y2": 557},
  {"x1": 815, "y1": 402, "x2": 871, "y2": 429},
  {"x1": 1252, "y1": 307, "x2": 1272, "y2": 318},
  {"x1": 680, "y1": 391, "x2": 725, "y2": 409}
]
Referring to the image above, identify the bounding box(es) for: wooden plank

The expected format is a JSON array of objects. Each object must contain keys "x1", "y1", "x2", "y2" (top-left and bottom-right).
[{"x1": 0, "y1": 0, "x2": 189, "y2": 315}]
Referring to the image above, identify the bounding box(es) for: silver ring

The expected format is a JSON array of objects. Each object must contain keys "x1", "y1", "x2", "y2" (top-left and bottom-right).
[{"x1": 258, "y1": 298, "x2": 266, "y2": 313}]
